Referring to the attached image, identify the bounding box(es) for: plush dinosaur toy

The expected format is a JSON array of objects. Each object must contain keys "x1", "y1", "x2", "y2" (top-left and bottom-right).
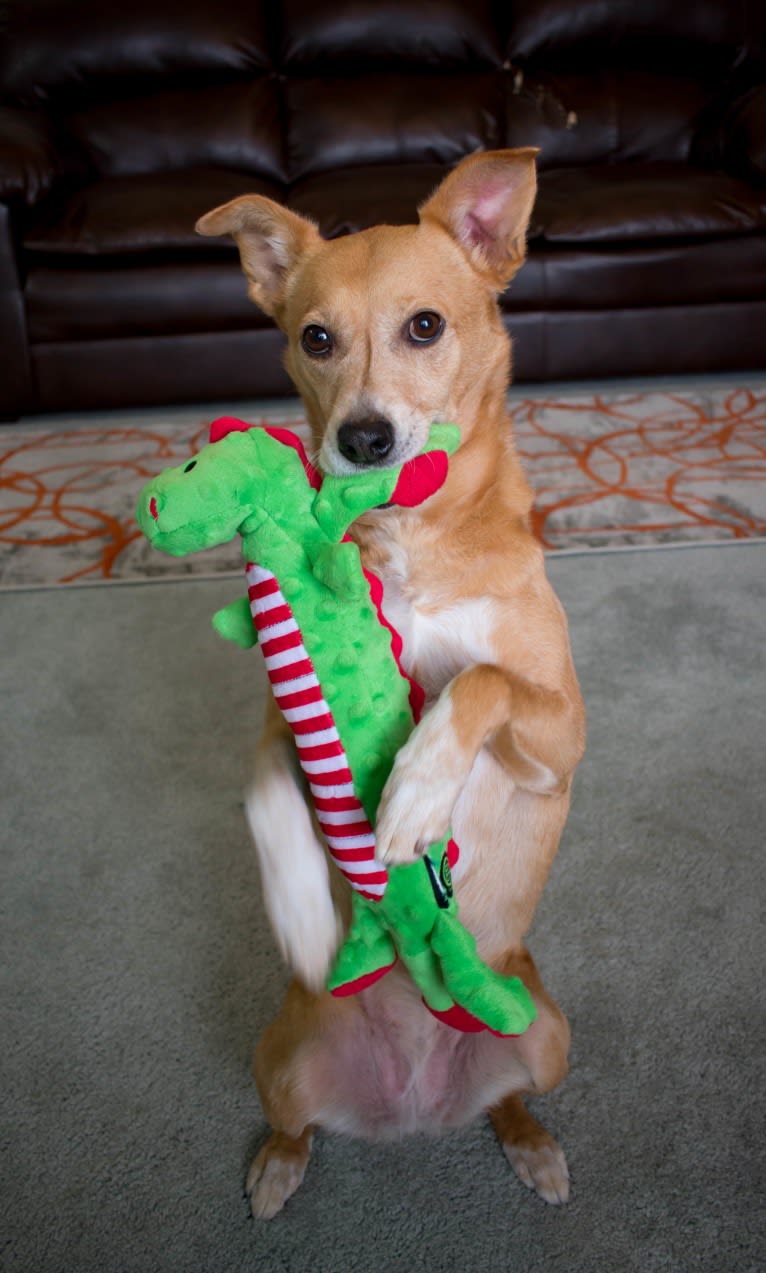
[{"x1": 136, "y1": 417, "x2": 536, "y2": 1036}]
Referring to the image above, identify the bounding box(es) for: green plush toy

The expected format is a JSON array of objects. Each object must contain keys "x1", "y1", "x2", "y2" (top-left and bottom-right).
[{"x1": 136, "y1": 416, "x2": 536, "y2": 1036}]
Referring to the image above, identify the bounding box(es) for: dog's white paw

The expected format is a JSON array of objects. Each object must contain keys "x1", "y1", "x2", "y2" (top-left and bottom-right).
[
  {"x1": 376, "y1": 765, "x2": 456, "y2": 864},
  {"x1": 503, "y1": 1136, "x2": 570, "y2": 1205},
  {"x1": 246, "y1": 1133, "x2": 313, "y2": 1220},
  {"x1": 375, "y1": 701, "x2": 465, "y2": 865}
]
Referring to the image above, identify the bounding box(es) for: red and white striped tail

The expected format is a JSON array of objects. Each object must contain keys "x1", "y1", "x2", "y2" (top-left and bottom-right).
[{"x1": 246, "y1": 562, "x2": 389, "y2": 902}]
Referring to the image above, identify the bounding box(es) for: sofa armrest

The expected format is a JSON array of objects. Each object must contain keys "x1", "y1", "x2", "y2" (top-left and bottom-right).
[
  {"x1": 0, "y1": 106, "x2": 60, "y2": 205},
  {"x1": 721, "y1": 85, "x2": 766, "y2": 185},
  {"x1": 0, "y1": 201, "x2": 33, "y2": 417},
  {"x1": 693, "y1": 80, "x2": 766, "y2": 188}
]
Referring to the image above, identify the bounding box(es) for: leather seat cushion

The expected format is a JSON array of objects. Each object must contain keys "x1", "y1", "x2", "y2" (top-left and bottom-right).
[
  {"x1": 22, "y1": 164, "x2": 450, "y2": 259},
  {"x1": 506, "y1": 234, "x2": 766, "y2": 311},
  {"x1": 23, "y1": 169, "x2": 283, "y2": 256},
  {"x1": 533, "y1": 163, "x2": 766, "y2": 242},
  {"x1": 26, "y1": 161, "x2": 766, "y2": 264},
  {"x1": 25, "y1": 259, "x2": 263, "y2": 342}
]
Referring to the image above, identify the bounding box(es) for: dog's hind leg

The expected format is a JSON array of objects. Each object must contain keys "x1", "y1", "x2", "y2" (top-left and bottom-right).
[
  {"x1": 488, "y1": 946, "x2": 571, "y2": 1205},
  {"x1": 490, "y1": 1092, "x2": 570, "y2": 1205},
  {"x1": 247, "y1": 977, "x2": 364, "y2": 1219},
  {"x1": 246, "y1": 980, "x2": 323, "y2": 1219}
]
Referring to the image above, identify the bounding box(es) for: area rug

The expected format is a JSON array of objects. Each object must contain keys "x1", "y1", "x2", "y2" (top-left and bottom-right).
[{"x1": 1, "y1": 382, "x2": 765, "y2": 588}]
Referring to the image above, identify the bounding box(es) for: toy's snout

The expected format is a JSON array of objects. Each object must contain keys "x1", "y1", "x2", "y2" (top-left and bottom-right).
[{"x1": 135, "y1": 482, "x2": 163, "y2": 541}]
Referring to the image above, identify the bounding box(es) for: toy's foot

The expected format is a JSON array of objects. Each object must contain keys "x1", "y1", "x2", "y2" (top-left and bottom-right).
[
  {"x1": 431, "y1": 914, "x2": 537, "y2": 1036},
  {"x1": 327, "y1": 926, "x2": 397, "y2": 997},
  {"x1": 424, "y1": 1000, "x2": 520, "y2": 1036},
  {"x1": 330, "y1": 958, "x2": 397, "y2": 997}
]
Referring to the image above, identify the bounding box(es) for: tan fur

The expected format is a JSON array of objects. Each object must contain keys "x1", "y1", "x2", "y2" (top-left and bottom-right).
[{"x1": 197, "y1": 150, "x2": 586, "y2": 1216}]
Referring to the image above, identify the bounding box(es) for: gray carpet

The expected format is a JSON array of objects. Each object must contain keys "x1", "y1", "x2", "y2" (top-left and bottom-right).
[{"x1": 2, "y1": 544, "x2": 764, "y2": 1273}]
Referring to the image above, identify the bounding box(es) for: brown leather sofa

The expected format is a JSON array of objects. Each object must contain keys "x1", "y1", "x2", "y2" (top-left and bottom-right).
[{"x1": 1, "y1": 0, "x2": 765, "y2": 417}]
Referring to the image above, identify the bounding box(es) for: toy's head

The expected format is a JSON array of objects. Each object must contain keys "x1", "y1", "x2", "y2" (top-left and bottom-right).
[
  {"x1": 136, "y1": 420, "x2": 319, "y2": 557},
  {"x1": 136, "y1": 431, "x2": 262, "y2": 557}
]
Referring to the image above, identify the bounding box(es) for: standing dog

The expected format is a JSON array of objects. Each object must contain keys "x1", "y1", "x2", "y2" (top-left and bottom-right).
[{"x1": 197, "y1": 149, "x2": 586, "y2": 1218}]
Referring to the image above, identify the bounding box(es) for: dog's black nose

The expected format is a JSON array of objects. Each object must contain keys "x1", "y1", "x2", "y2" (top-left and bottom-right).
[{"x1": 337, "y1": 417, "x2": 395, "y2": 466}]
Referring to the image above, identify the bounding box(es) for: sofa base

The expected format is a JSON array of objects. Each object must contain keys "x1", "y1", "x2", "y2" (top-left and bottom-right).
[
  {"x1": 23, "y1": 300, "x2": 766, "y2": 416},
  {"x1": 507, "y1": 300, "x2": 766, "y2": 382}
]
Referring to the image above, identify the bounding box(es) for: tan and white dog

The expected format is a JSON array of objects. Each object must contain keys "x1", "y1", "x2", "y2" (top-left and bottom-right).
[{"x1": 197, "y1": 149, "x2": 586, "y2": 1219}]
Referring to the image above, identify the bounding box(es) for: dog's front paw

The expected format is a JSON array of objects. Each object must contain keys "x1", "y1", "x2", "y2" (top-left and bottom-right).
[{"x1": 375, "y1": 703, "x2": 465, "y2": 865}]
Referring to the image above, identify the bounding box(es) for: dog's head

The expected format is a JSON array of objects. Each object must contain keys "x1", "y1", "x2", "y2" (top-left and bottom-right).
[{"x1": 197, "y1": 150, "x2": 537, "y2": 475}]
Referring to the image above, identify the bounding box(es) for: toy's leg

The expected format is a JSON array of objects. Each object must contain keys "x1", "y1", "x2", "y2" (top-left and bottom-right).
[
  {"x1": 395, "y1": 938, "x2": 455, "y2": 1014},
  {"x1": 327, "y1": 891, "x2": 397, "y2": 996},
  {"x1": 488, "y1": 945, "x2": 571, "y2": 1205},
  {"x1": 430, "y1": 912, "x2": 537, "y2": 1036}
]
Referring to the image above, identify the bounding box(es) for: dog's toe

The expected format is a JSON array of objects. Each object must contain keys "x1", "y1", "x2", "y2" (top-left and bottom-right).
[{"x1": 503, "y1": 1136, "x2": 570, "y2": 1205}]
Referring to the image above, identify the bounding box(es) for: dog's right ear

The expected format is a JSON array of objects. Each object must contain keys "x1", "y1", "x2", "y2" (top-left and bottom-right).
[
  {"x1": 419, "y1": 149, "x2": 539, "y2": 291},
  {"x1": 196, "y1": 196, "x2": 320, "y2": 318}
]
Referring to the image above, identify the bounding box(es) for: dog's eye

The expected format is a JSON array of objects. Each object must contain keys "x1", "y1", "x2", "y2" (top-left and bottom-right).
[
  {"x1": 302, "y1": 325, "x2": 333, "y2": 357},
  {"x1": 407, "y1": 311, "x2": 445, "y2": 345}
]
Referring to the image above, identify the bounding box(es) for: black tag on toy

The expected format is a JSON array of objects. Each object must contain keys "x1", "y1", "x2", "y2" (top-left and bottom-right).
[{"x1": 425, "y1": 851, "x2": 453, "y2": 909}]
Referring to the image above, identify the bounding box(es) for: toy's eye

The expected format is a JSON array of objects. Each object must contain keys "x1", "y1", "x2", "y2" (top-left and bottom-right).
[
  {"x1": 302, "y1": 325, "x2": 333, "y2": 356},
  {"x1": 407, "y1": 311, "x2": 444, "y2": 345},
  {"x1": 184, "y1": 460, "x2": 197, "y2": 473}
]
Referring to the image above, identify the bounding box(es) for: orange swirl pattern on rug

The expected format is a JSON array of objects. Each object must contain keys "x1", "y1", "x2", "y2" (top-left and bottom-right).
[
  {"x1": 510, "y1": 386, "x2": 766, "y2": 550},
  {"x1": 0, "y1": 420, "x2": 240, "y2": 587},
  {"x1": 1, "y1": 387, "x2": 764, "y2": 588}
]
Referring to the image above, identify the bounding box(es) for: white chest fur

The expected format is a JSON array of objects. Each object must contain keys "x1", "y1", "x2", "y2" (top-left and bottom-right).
[{"x1": 376, "y1": 560, "x2": 495, "y2": 705}]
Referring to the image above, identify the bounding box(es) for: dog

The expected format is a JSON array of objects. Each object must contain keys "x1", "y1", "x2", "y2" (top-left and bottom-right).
[{"x1": 196, "y1": 148, "x2": 586, "y2": 1218}]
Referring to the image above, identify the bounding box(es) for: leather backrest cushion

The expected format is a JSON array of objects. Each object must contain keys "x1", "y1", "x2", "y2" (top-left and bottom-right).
[
  {"x1": 503, "y1": 0, "x2": 764, "y2": 73},
  {"x1": 279, "y1": 0, "x2": 502, "y2": 69},
  {"x1": 0, "y1": 0, "x2": 273, "y2": 106},
  {"x1": 285, "y1": 72, "x2": 502, "y2": 180},
  {"x1": 508, "y1": 71, "x2": 710, "y2": 167},
  {"x1": 63, "y1": 82, "x2": 284, "y2": 182}
]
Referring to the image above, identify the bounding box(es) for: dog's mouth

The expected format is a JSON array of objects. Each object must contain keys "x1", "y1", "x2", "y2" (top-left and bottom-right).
[{"x1": 317, "y1": 403, "x2": 440, "y2": 478}]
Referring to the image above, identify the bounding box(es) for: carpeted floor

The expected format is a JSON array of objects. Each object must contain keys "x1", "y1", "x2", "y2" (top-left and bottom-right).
[
  {"x1": 2, "y1": 377, "x2": 765, "y2": 587},
  {"x1": 2, "y1": 541, "x2": 764, "y2": 1273}
]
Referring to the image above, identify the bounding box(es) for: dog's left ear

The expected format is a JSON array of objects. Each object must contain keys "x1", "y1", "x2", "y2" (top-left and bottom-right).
[
  {"x1": 196, "y1": 195, "x2": 320, "y2": 319},
  {"x1": 419, "y1": 149, "x2": 539, "y2": 290}
]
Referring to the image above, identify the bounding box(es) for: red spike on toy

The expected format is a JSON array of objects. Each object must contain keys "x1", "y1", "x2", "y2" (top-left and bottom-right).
[
  {"x1": 208, "y1": 416, "x2": 254, "y2": 443},
  {"x1": 389, "y1": 449, "x2": 449, "y2": 507}
]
